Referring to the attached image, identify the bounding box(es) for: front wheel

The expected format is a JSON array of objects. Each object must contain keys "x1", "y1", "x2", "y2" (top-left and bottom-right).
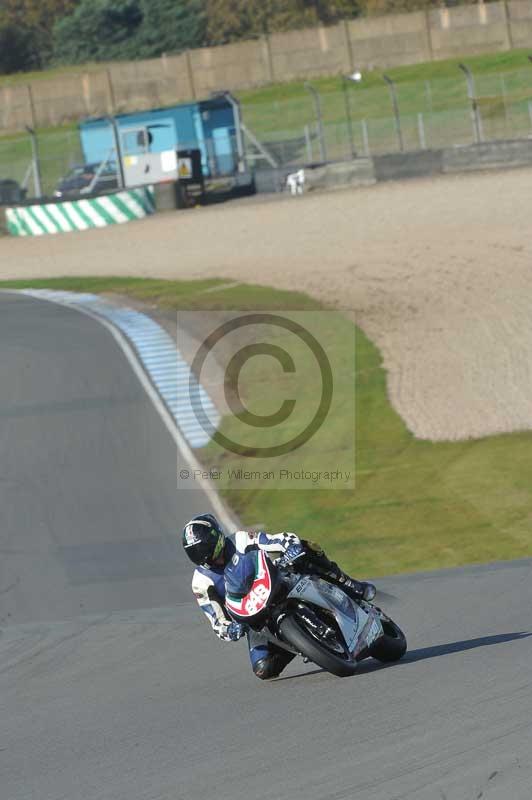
[
  {"x1": 278, "y1": 613, "x2": 358, "y2": 678},
  {"x1": 370, "y1": 618, "x2": 407, "y2": 663}
]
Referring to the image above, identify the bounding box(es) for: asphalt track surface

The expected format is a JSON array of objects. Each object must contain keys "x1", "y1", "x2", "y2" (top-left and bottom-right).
[
  {"x1": 0, "y1": 292, "x2": 205, "y2": 624},
  {"x1": 1, "y1": 293, "x2": 532, "y2": 800}
]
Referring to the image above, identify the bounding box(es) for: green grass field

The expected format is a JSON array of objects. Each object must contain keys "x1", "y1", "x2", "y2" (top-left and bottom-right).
[{"x1": 1, "y1": 275, "x2": 531, "y2": 577}]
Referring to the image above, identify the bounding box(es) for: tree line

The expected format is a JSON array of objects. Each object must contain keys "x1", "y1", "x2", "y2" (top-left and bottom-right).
[{"x1": 0, "y1": 0, "x2": 463, "y2": 75}]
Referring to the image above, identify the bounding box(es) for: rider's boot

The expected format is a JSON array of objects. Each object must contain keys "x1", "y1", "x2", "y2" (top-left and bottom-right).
[
  {"x1": 336, "y1": 575, "x2": 376, "y2": 602},
  {"x1": 302, "y1": 540, "x2": 376, "y2": 602}
]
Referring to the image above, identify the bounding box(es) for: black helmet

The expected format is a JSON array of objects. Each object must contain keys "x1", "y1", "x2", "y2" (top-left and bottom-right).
[{"x1": 182, "y1": 513, "x2": 226, "y2": 567}]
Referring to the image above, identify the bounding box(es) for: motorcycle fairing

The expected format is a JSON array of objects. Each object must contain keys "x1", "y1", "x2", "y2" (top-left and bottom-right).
[
  {"x1": 287, "y1": 576, "x2": 383, "y2": 659},
  {"x1": 351, "y1": 609, "x2": 383, "y2": 659}
]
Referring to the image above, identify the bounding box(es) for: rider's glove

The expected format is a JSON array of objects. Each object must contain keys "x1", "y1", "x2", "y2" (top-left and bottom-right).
[
  {"x1": 362, "y1": 582, "x2": 377, "y2": 602},
  {"x1": 278, "y1": 542, "x2": 306, "y2": 568},
  {"x1": 226, "y1": 622, "x2": 246, "y2": 641}
]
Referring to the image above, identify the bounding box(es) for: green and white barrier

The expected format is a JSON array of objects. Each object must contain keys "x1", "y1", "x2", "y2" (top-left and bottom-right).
[{"x1": 5, "y1": 186, "x2": 155, "y2": 236}]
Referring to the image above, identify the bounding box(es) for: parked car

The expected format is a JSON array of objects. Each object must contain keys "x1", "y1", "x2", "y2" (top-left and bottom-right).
[
  {"x1": 54, "y1": 163, "x2": 119, "y2": 198},
  {"x1": 0, "y1": 179, "x2": 27, "y2": 205}
]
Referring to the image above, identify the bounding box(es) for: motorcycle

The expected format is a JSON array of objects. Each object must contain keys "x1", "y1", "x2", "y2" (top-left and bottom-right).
[{"x1": 224, "y1": 549, "x2": 407, "y2": 677}]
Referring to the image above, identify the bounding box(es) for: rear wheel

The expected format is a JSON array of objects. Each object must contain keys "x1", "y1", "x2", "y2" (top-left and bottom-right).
[
  {"x1": 370, "y1": 618, "x2": 407, "y2": 663},
  {"x1": 278, "y1": 613, "x2": 358, "y2": 678}
]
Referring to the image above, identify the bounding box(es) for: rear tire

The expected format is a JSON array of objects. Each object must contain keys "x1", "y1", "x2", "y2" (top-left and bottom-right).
[
  {"x1": 370, "y1": 618, "x2": 407, "y2": 663},
  {"x1": 278, "y1": 614, "x2": 358, "y2": 678}
]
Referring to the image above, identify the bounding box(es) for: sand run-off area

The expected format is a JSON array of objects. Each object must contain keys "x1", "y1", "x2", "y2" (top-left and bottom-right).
[{"x1": 2, "y1": 168, "x2": 532, "y2": 441}]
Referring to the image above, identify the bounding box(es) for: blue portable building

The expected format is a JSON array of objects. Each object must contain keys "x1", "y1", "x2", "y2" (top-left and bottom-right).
[{"x1": 79, "y1": 95, "x2": 242, "y2": 182}]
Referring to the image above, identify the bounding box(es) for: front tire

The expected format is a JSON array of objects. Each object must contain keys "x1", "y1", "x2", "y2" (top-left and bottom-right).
[
  {"x1": 370, "y1": 618, "x2": 407, "y2": 663},
  {"x1": 278, "y1": 614, "x2": 358, "y2": 677}
]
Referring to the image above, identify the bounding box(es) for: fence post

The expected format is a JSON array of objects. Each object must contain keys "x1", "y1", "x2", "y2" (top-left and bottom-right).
[
  {"x1": 342, "y1": 20, "x2": 354, "y2": 73},
  {"x1": 107, "y1": 116, "x2": 125, "y2": 189},
  {"x1": 304, "y1": 82, "x2": 327, "y2": 163},
  {"x1": 478, "y1": 108, "x2": 485, "y2": 142},
  {"x1": 25, "y1": 126, "x2": 42, "y2": 198},
  {"x1": 106, "y1": 69, "x2": 116, "y2": 113},
  {"x1": 417, "y1": 112, "x2": 427, "y2": 149},
  {"x1": 341, "y1": 76, "x2": 356, "y2": 159},
  {"x1": 502, "y1": 0, "x2": 514, "y2": 50},
  {"x1": 383, "y1": 74, "x2": 404, "y2": 152},
  {"x1": 361, "y1": 119, "x2": 370, "y2": 156},
  {"x1": 304, "y1": 125, "x2": 313, "y2": 162},
  {"x1": 459, "y1": 63, "x2": 482, "y2": 144},
  {"x1": 223, "y1": 92, "x2": 246, "y2": 173},
  {"x1": 425, "y1": 80, "x2": 433, "y2": 112},
  {"x1": 81, "y1": 73, "x2": 92, "y2": 114},
  {"x1": 1, "y1": 87, "x2": 10, "y2": 130},
  {"x1": 263, "y1": 35, "x2": 274, "y2": 83},
  {"x1": 500, "y1": 73, "x2": 509, "y2": 132},
  {"x1": 185, "y1": 50, "x2": 197, "y2": 100},
  {"x1": 424, "y1": 8, "x2": 435, "y2": 61},
  {"x1": 27, "y1": 85, "x2": 37, "y2": 129}
]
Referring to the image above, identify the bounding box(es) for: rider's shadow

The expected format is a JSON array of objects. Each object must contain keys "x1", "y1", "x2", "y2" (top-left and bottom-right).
[{"x1": 274, "y1": 631, "x2": 531, "y2": 681}]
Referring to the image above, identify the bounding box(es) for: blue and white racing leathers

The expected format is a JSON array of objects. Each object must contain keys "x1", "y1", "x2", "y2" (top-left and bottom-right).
[{"x1": 191, "y1": 530, "x2": 301, "y2": 671}]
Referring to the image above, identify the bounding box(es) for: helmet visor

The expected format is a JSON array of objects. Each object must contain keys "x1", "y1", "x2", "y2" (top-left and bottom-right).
[
  {"x1": 211, "y1": 531, "x2": 225, "y2": 563},
  {"x1": 185, "y1": 530, "x2": 225, "y2": 567}
]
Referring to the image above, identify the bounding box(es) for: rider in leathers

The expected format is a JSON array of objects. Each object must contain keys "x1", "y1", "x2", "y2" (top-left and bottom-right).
[{"x1": 182, "y1": 513, "x2": 376, "y2": 680}]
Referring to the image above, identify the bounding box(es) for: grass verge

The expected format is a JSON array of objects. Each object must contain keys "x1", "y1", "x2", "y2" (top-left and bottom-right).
[{"x1": 2, "y1": 275, "x2": 532, "y2": 577}]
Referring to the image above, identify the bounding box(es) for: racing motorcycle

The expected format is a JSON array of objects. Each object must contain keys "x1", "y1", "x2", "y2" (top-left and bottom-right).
[{"x1": 224, "y1": 549, "x2": 407, "y2": 677}]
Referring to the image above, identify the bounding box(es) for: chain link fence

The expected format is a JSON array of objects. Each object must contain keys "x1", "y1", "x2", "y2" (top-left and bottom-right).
[
  {"x1": 2, "y1": 67, "x2": 532, "y2": 200},
  {"x1": 240, "y1": 67, "x2": 532, "y2": 169},
  {"x1": 0, "y1": 128, "x2": 83, "y2": 201}
]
